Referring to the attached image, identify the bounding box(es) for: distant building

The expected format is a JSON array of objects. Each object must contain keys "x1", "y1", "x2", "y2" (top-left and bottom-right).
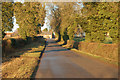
[
  {"x1": 75, "y1": 32, "x2": 85, "y2": 38},
  {"x1": 4, "y1": 31, "x2": 13, "y2": 38},
  {"x1": 40, "y1": 31, "x2": 53, "y2": 39},
  {"x1": 74, "y1": 25, "x2": 85, "y2": 38},
  {"x1": 4, "y1": 30, "x2": 20, "y2": 38}
]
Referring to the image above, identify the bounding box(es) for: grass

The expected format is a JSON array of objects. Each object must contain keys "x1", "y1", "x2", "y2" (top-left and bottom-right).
[
  {"x1": 57, "y1": 41, "x2": 64, "y2": 45},
  {"x1": 74, "y1": 37, "x2": 113, "y2": 44},
  {"x1": 71, "y1": 49, "x2": 118, "y2": 66},
  {"x1": 73, "y1": 37, "x2": 85, "y2": 42},
  {"x1": 2, "y1": 38, "x2": 46, "y2": 78}
]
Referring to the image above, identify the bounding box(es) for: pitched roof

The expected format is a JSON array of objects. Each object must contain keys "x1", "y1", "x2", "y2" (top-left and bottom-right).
[{"x1": 5, "y1": 31, "x2": 13, "y2": 33}]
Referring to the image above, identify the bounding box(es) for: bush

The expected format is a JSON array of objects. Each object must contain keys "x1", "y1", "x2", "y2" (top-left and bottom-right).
[
  {"x1": 15, "y1": 38, "x2": 26, "y2": 48},
  {"x1": 104, "y1": 37, "x2": 113, "y2": 44},
  {"x1": 73, "y1": 37, "x2": 85, "y2": 42},
  {"x1": 2, "y1": 39, "x2": 15, "y2": 56},
  {"x1": 73, "y1": 41, "x2": 79, "y2": 49},
  {"x1": 66, "y1": 40, "x2": 74, "y2": 48},
  {"x1": 9, "y1": 38, "x2": 17, "y2": 48},
  {"x1": 26, "y1": 37, "x2": 32, "y2": 43}
]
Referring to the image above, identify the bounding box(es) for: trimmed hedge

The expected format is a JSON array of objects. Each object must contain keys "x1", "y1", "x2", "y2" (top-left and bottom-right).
[
  {"x1": 66, "y1": 40, "x2": 118, "y2": 62},
  {"x1": 2, "y1": 36, "x2": 44, "y2": 57},
  {"x1": 78, "y1": 42, "x2": 118, "y2": 62}
]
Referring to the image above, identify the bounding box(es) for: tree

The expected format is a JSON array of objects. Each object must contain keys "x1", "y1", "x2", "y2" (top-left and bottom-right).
[
  {"x1": 67, "y1": 21, "x2": 77, "y2": 40},
  {"x1": 49, "y1": 2, "x2": 118, "y2": 44},
  {"x1": 80, "y1": 2, "x2": 118, "y2": 43},
  {"x1": 2, "y1": 2, "x2": 14, "y2": 38},
  {"x1": 49, "y1": 2, "x2": 81, "y2": 43},
  {"x1": 58, "y1": 3, "x2": 78, "y2": 43},
  {"x1": 14, "y1": 2, "x2": 46, "y2": 39},
  {"x1": 50, "y1": 5, "x2": 61, "y2": 41},
  {"x1": 2, "y1": 30, "x2": 6, "y2": 38},
  {"x1": 37, "y1": 26, "x2": 42, "y2": 34}
]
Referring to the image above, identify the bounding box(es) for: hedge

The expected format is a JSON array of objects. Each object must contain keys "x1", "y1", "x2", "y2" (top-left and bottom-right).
[
  {"x1": 2, "y1": 36, "x2": 43, "y2": 57},
  {"x1": 78, "y1": 42, "x2": 118, "y2": 62},
  {"x1": 66, "y1": 40, "x2": 118, "y2": 62}
]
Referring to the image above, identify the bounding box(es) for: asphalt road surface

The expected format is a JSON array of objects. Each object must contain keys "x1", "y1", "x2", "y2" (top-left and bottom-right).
[{"x1": 35, "y1": 39, "x2": 118, "y2": 78}]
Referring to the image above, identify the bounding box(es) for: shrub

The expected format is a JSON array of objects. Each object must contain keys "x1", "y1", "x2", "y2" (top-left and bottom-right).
[
  {"x1": 67, "y1": 40, "x2": 74, "y2": 48},
  {"x1": 2, "y1": 39, "x2": 15, "y2": 56},
  {"x1": 15, "y1": 38, "x2": 26, "y2": 48},
  {"x1": 9, "y1": 38, "x2": 17, "y2": 48},
  {"x1": 26, "y1": 37, "x2": 32, "y2": 43},
  {"x1": 104, "y1": 37, "x2": 113, "y2": 44}
]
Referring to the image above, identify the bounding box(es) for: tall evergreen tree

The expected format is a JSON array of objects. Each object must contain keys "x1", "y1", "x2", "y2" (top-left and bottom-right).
[
  {"x1": 14, "y1": 2, "x2": 46, "y2": 39},
  {"x1": 80, "y1": 2, "x2": 118, "y2": 43},
  {"x1": 2, "y1": 2, "x2": 14, "y2": 38}
]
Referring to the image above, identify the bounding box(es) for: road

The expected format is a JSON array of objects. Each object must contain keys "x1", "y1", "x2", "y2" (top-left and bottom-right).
[{"x1": 35, "y1": 39, "x2": 118, "y2": 78}]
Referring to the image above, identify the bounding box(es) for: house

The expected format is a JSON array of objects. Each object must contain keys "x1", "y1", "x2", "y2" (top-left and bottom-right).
[
  {"x1": 40, "y1": 31, "x2": 53, "y2": 39},
  {"x1": 75, "y1": 32, "x2": 85, "y2": 38},
  {"x1": 74, "y1": 25, "x2": 85, "y2": 38},
  {"x1": 4, "y1": 30, "x2": 20, "y2": 38},
  {"x1": 4, "y1": 31, "x2": 13, "y2": 38}
]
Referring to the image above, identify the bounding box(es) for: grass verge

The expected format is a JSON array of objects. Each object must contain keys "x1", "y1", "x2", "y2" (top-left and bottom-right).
[
  {"x1": 2, "y1": 38, "x2": 46, "y2": 78},
  {"x1": 71, "y1": 49, "x2": 118, "y2": 66}
]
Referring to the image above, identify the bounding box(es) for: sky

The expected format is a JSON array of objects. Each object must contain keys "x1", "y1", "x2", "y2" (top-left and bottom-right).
[
  {"x1": 12, "y1": 16, "x2": 19, "y2": 32},
  {"x1": 41, "y1": 5, "x2": 51, "y2": 31},
  {"x1": 14, "y1": 0, "x2": 24, "y2": 3},
  {"x1": 11, "y1": 0, "x2": 24, "y2": 32}
]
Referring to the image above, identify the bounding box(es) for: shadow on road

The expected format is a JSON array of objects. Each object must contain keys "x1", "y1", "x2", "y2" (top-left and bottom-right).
[
  {"x1": 45, "y1": 49, "x2": 69, "y2": 53},
  {"x1": 48, "y1": 41, "x2": 56, "y2": 43},
  {"x1": 47, "y1": 45, "x2": 61, "y2": 47}
]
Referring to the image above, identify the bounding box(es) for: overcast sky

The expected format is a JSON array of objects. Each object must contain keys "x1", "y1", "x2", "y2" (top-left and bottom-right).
[
  {"x1": 14, "y1": 0, "x2": 24, "y2": 3},
  {"x1": 41, "y1": 4, "x2": 51, "y2": 31}
]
